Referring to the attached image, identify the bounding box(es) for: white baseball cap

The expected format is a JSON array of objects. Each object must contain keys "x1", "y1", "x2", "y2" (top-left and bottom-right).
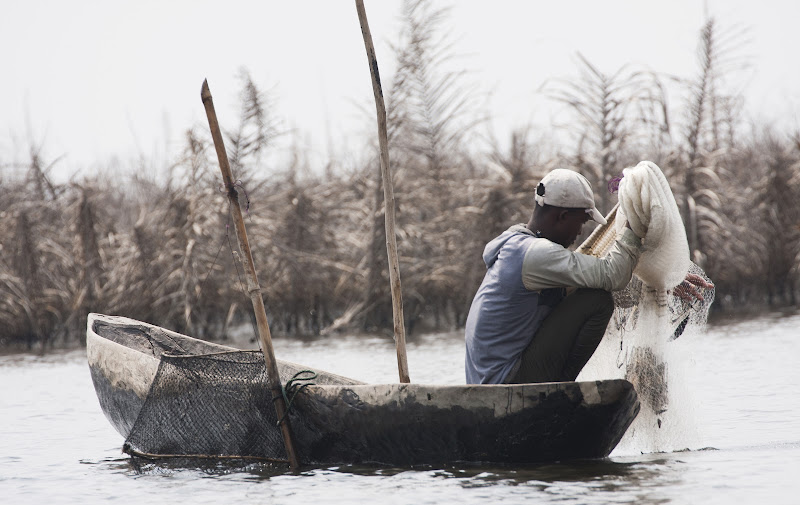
[{"x1": 534, "y1": 169, "x2": 607, "y2": 225}]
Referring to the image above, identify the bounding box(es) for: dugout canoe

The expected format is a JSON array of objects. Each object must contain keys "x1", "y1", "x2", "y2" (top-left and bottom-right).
[{"x1": 87, "y1": 313, "x2": 640, "y2": 466}]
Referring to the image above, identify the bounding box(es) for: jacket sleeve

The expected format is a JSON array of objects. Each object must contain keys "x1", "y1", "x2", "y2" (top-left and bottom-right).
[{"x1": 521, "y1": 228, "x2": 643, "y2": 292}]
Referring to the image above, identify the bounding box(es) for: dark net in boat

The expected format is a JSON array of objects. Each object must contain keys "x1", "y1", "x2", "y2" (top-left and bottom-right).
[{"x1": 124, "y1": 350, "x2": 288, "y2": 462}]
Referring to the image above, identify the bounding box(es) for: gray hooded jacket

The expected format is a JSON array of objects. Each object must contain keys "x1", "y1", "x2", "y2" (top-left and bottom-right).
[{"x1": 464, "y1": 224, "x2": 642, "y2": 384}]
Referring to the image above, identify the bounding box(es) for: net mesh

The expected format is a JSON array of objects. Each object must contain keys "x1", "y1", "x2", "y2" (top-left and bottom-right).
[
  {"x1": 113, "y1": 323, "x2": 361, "y2": 462},
  {"x1": 577, "y1": 206, "x2": 715, "y2": 453},
  {"x1": 124, "y1": 351, "x2": 287, "y2": 461}
]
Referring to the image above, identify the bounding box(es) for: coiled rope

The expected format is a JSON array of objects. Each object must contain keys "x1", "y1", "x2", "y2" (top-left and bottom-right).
[{"x1": 275, "y1": 370, "x2": 317, "y2": 426}]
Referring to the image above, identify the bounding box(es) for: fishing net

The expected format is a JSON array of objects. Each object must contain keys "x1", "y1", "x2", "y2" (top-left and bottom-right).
[
  {"x1": 577, "y1": 161, "x2": 715, "y2": 453},
  {"x1": 579, "y1": 267, "x2": 714, "y2": 454},
  {"x1": 124, "y1": 351, "x2": 288, "y2": 461},
  {"x1": 113, "y1": 323, "x2": 361, "y2": 462}
]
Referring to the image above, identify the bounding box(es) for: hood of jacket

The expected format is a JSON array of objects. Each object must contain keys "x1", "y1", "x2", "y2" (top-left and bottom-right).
[{"x1": 482, "y1": 224, "x2": 536, "y2": 268}]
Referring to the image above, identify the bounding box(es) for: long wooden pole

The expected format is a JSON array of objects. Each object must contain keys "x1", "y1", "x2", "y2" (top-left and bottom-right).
[
  {"x1": 355, "y1": 0, "x2": 410, "y2": 384},
  {"x1": 200, "y1": 79, "x2": 300, "y2": 470}
]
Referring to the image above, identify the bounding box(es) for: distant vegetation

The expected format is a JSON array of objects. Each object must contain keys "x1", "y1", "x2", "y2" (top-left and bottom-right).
[{"x1": 2, "y1": 1, "x2": 798, "y2": 349}]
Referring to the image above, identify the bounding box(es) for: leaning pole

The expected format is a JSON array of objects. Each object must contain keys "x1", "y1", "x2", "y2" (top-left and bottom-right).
[
  {"x1": 201, "y1": 79, "x2": 300, "y2": 470},
  {"x1": 354, "y1": 0, "x2": 411, "y2": 384}
]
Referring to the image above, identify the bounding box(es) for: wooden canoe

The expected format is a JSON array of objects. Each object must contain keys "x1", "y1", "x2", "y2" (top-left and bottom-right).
[{"x1": 87, "y1": 313, "x2": 639, "y2": 466}]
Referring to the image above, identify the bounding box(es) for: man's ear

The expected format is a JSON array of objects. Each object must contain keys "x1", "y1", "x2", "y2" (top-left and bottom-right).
[{"x1": 557, "y1": 209, "x2": 569, "y2": 222}]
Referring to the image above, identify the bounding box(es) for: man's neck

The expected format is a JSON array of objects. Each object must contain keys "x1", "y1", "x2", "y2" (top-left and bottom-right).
[{"x1": 527, "y1": 218, "x2": 543, "y2": 236}]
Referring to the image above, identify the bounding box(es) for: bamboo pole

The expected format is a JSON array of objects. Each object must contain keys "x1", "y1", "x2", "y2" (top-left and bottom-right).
[
  {"x1": 355, "y1": 0, "x2": 410, "y2": 384},
  {"x1": 200, "y1": 79, "x2": 300, "y2": 470}
]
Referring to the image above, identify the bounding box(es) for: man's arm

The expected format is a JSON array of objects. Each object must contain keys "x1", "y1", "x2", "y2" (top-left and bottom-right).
[{"x1": 521, "y1": 228, "x2": 643, "y2": 292}]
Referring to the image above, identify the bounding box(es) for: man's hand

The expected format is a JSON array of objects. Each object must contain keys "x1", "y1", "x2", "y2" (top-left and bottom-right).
[{"x1": 674, "y1": 273, "x2": 714, "y2": 302}]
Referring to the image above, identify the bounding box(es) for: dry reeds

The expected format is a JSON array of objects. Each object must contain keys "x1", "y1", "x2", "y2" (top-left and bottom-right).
[
  {"x1": 0, "y1": 12, "x2": 797, "y2": 348},
  {"x1": 549, "y1": 53, "x2": 668, "y2": 213}
]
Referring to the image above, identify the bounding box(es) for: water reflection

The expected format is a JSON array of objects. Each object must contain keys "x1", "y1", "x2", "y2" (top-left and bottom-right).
[
  {"x1": 326, "y1": 456, "x2": 689, "y2": 505},
  {"x1": 99, "y1": 453, "x2": 690, "y2": 495},
  {"x1": 91, "y1": 455, "x2": 292, "y2": 479}
]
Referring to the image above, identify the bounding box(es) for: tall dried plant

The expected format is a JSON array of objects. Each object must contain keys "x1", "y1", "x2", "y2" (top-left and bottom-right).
[
  {"x1": 756, "y1": 132, "x2": 800, "y2": 306},
  {"x1": 549, "y1": 54, "x2": 668, "y2": 212},
  {"x1": 680, "y1": 18, "x2": 748, "y2": 265},
  {"x1": 372, "y1": 0, "x2": 482, "y2": 332},
  {"x1": 226, "y1": 68, "x2": 282, "y2": 185}
]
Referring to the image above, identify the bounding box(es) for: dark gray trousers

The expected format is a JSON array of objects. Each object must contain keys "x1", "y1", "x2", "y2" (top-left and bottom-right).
[{"x1": 509, "y1": 288, "x2": 614, "y2": 383}]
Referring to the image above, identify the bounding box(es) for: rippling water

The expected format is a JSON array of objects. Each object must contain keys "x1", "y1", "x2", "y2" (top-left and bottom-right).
[{"x1": 2, "y1": 313, "x2": 799, "y2": 504}]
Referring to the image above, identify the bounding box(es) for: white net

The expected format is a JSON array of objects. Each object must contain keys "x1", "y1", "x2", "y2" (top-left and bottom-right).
[{"x1": 576, "y1": 162, "x2": 715, "y2": 454}]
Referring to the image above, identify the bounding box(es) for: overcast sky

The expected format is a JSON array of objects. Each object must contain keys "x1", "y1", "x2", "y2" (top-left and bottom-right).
[{"x1": 3, "y1": 0, "x2": 798, "y2": 181}]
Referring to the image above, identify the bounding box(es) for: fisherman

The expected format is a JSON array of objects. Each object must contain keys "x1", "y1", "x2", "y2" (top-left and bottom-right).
[{"x1": 464, "y1": 168, "x2": 710, "y2": 385}]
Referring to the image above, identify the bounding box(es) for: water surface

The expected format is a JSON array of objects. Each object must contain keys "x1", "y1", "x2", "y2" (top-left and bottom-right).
[{"x1": 1, "y1": 313, "x2": 798, "y2": 504}]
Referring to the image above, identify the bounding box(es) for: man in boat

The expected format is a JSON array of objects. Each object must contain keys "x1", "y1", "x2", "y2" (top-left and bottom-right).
[{"x1": 464, "y1": 168, "x2": 708, "y2": 385}]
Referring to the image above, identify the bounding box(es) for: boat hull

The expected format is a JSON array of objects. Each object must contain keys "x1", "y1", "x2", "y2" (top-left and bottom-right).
[
  {"x1": 87, "y1": 313, "x2": 639, "y2": 465},
  {"x1": 292, "y1": 380, "x2": 638, "y2": 465}
]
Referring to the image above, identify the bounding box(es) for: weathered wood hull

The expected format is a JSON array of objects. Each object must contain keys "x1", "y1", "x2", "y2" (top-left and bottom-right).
[
  {"x1": 87, "y1": 313, "x2": 639, "y2": 466},
  {"x1": 291, "y1": 380, "x2": 638, "y2": 465}
]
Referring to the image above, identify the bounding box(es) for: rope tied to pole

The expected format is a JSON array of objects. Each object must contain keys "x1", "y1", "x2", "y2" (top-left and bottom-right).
[
  {"x1": 219, "y1": 179, "x2": 251, "y2": 213},
  {"x1": 275, "y1": 370, "x2": 317, "y2": 427}
]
